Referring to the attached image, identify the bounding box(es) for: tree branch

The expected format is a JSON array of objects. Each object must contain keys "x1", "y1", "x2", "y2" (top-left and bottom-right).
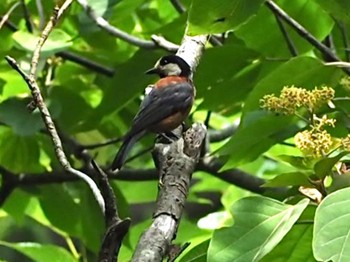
[
  {"x1": 56, "y1": 51, "x2": 115, "y2": 77},
  {"x1": 20, "y1": 0, "x2": 33, "y2": 33},
  {"x1": 76, "y1": 0, "x2": 179, "y2": 51},
  {"x1": 4, "y1": 1, "x2": 105, "y2": 213},
  {"x1": 0, "y1": 1, "x2": 20, "y2": 30},
  {"x1": 273, "y1": 13, "x2": 298, "y2": 56},
  {"x1": 265, "y1": 0, "x2": 350, "y2": 75},
  {"x1": 132, "y1": 123, "x2": 207, "y2": 261}
]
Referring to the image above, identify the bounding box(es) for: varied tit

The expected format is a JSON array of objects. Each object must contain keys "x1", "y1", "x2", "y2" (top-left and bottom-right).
[{"x1": 111, "y1": 55, "x2": 195, "y2": 171}]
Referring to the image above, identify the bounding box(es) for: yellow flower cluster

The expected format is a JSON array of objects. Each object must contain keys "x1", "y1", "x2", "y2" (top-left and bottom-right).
[
  {"x1": 295, "y1": 130, "x2": 333, "y2": 157},
  {"x1": 342, "y1": 135, "x2": 350, "y2": 151},
  {"x1": 260, "y1": 86, "x2": 335, "y2": 114},
  {"x1": 294, "y1": 115, "x2": 336, "y2": 157}
]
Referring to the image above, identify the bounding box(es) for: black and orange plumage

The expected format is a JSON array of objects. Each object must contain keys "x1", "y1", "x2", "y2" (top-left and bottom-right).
[{"x1": 111, "y1": 55, "x2": 195, "y2": 171}]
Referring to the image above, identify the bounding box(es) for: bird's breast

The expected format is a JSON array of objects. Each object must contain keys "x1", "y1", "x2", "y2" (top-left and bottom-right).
[{"x1": 155, "y1": 76, "x2": 189, "y2": 89}]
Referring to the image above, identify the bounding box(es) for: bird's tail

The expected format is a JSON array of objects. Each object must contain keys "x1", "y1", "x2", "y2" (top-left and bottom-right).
[{"x1": 111, "y1": 131, "x2": 145, "y2": 172}]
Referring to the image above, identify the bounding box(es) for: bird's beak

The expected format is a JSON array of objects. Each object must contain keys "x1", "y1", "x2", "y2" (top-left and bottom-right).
[{"x1": 145, "y1": 67, "x2": 159, "y2": 75}]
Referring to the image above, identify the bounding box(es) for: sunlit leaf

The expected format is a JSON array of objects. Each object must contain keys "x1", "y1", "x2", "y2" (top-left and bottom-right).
[
  {"x1": 313, "y1": 187, "x2": 350, "y2": 262},
  {"x1": 208, "y1": 197, "x2": 309, "y2": 262},
  {"x1": 0, "y1": 242, "x2": 77, "y2": 262},
  {"x1": 188, "y1": 0, "x2": 265, "y2": 35},
  {"x1": 12, "y1": 29, "x2": 72, "y2": 56}
]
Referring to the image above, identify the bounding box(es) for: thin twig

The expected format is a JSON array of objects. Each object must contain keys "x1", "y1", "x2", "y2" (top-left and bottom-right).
[
  {"x1": 0, "y1": 1, "x2": 21, "y2": 30},
  {"x1": 82, "y1": 137, "x2": 123, "y2": 150},
  {"x1": 273, "y1": 13, "x2": 298, "y2": 56},
  {"x1": 77, "y1": 0, "x2": 179, "y2": 51},
  {"x1": 36, "y1": 0, "x2": 46, "y2": 30},
  {"x1": 56, "y1": 51, "x2": 115, "y2": 77},
  {"x1": 169, "y1": 0, "x2": 186, "y2": 13},
  {"x1": 5, "y1": 0, "x2": 105, "y2": 213},
  {"x1": 265, "y1": 0, "x2": 350, "y2": 75},
  {"x1": 336, "y1": 20, "x2": 350, "y2": 62},
  {"x1": 20, "y1": 0, "x2": 33, "y2": 33}
]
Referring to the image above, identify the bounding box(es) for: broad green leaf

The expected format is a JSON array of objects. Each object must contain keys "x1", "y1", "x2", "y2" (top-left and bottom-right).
[
  {"x1": 195, "y1": 44, "x2": 259, "y2": 112},
  {"x1": 275, "y1": 155, "x2": 314, "y2": 170},
  {"x1": 0, "y1": 98, "x2": 44, "y2": 136},
  {"x1": 39, "y1": 185, "x2": 81, "y2": 237},
  {"x1": 219, "y1": 112, "x2": 296, "y2": 168},
  {"x1": 208, "y1": 197, "x2": 309, "y2": 262},
  {"x1": 12, "y1": 29, "x2": 72, "y2": 56},
  {"x1": 179, "y1": 240, "x2": 210, "y2": 262},
  {"x1": 2, "y1": 189, "x2": 31, "y2": 223},
  {"x1": 262, "y1": 205, "x2": 316, "y2": 262},
  {"x1": 263, "y1": 172, "x2": 311, "y2": 187},
  {"x1": 261, "y1": 224, "x2": 315, "y2": 262},
  {"x1": 313, "y1": 187, "x2": 350, "y2": 262},
  {"x1": 235, "y1": 0, "x2": 334, "y2": 56},
  {"x1": 49, "y1": 86, "x2": 93, "y2": 132},
  {"x1": 188, "y1": 0, "x2": 265, "y2": 35},
  {"x1": 313, "y1": 151, "x2": 349, "y2": 179},
  {"x1": 0, "y1": 242, "x2": 77, "y2": 262},
  {"x1": 0, "y1": 70, "x2": 29, "y2": 99},
  {"x1": 318, "y1": 0, "x2": 350, "y2": 25},
  {"x1": 0, "y1": 128, "x2": 43, "y2": 173}
]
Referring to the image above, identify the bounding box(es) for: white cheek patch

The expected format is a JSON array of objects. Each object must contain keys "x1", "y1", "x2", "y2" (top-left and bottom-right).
[{"x1": 165, "y1": 63, "x2": 181, "y2": 75}]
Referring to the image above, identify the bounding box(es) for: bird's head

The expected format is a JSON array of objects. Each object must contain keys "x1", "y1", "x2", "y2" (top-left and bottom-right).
[{"x1": 146, "y1": 55, "x2": 191, "y2": 78}]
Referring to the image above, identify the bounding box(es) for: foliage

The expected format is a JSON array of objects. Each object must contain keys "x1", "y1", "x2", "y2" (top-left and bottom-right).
[{"x1": 0, "y1": 0, "x2": 349, "y2": 261}]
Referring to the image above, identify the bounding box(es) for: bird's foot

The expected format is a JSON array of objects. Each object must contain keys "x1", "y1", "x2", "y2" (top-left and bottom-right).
[{"x1": 157, "y1": 131, "x2": 180, "y2": 143}]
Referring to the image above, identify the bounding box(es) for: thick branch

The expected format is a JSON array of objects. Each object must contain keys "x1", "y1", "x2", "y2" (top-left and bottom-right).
[{"x1": 132, "y1": 124, "x2": 206, "y2": 261}]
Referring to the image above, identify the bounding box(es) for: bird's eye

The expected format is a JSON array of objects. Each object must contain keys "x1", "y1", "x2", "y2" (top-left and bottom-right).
[{"x1": 163, "y1": 59, "x2": 168, "y2": 64}]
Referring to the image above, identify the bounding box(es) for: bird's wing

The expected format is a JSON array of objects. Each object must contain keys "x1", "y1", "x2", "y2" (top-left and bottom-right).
[{"x1": 129, "y1": 82, "x2": 193, "y2": 135}]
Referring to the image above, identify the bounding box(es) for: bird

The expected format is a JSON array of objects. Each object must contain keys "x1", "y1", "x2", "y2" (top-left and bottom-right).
[{"x1": 111, "y1": 54, "x2": 195, "y2": 172}]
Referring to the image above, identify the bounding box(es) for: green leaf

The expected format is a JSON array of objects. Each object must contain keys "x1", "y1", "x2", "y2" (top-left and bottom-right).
[
  {"x1": 12, "y1": 29, "x2": 72, "y2": 56},
  {"x1": 208, "y1": 197, "x2": 309, "y2": 262},
  {"x1": 0, "y1": 242, "x2": 77, "y2": 262},
  {"x1": 38, "y1": 185, "x2": 81, "y2": 237},
  {"x1": 194, "y1": 44, "x2": 259, "y2": 112},
  {"x1": 261, "y1": 224, "x2": 315, "y2": 262},
  {"x1": 318, "y1": 0, "x2": 350, "y2": 25},
  {"x1": 0, "y1": 128, "x2": 43, "y2": 173},
  {"x1": 0, "y1": 98, "x2": 44, "y2": 136},
  {"x1": 188, "y1": 0, "x2": 265, "y2": 35},
  {"x1": 313, "y1": 151, "x2": 349, "y2": 179},
  {"x1": 275, "y1": 155, "x2": 314, "y2": 170},
  {"x1": 2, "y1": 189, "x2": 31, "y2": 223},
  {"x1": 235, "y1": 0, "x2": 334, "y2": 56},
  {"x1": 219, "y1": 112, "x2": 296, "y2": 168},
  {"x1": 179, "y1": 240, "x2": 210, "y2": 262},
  {"x1": 263, "y1": 172, "x2": 311, "y2": 187},
  {"x1": 0, "y1": 70, "x2": 29, "y2": 99},
  {"x1": 313, "y1": 187, "x2": 350, "y2": 262},
  {"x1": 49, "y1": 86, "x2": 93, "y2": 132}
]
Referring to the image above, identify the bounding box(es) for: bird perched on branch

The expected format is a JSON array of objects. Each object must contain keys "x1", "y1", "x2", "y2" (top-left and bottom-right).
[{"x1": 111, "y1": 55, "x2": 195, "y2": 171}]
